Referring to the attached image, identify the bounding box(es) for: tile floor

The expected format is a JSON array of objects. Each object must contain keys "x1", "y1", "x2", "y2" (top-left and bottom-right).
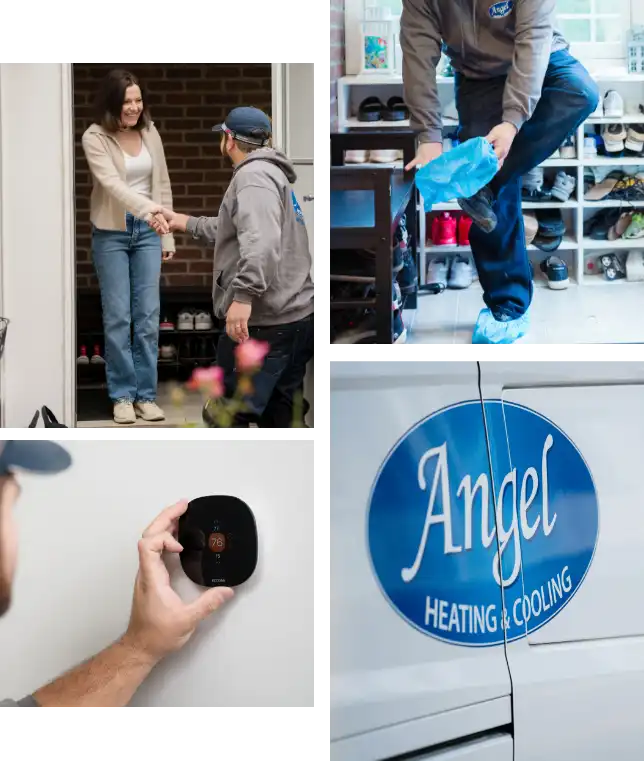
[{"x1": 406, "y1": 280, "x2": 644, "y2": 344}]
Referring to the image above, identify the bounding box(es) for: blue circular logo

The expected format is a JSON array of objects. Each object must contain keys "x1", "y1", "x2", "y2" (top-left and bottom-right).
[{"x1": 367, "y1": 400, "x2": 599, "y2": 647}]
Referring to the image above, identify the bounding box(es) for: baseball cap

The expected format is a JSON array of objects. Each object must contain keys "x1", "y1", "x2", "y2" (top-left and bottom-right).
[
  {"x1": 0, "y1": 441, "x2": 72, "y2": 476},
  {"x1": 212, "y1": 107, "x2": 272, "y2": 146}
]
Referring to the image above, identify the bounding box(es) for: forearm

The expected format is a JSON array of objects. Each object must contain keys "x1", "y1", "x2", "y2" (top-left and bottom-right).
[
  {"x1": 186, "y1": 215, "x2": 218, "y2": 245},
  {"x1": 33, "y1": 636, "x2": 159, "y2": 707},
  {"x1": 502, "y1": 0, "x2": 556, "y2": 130},
  {"x1": 401, "y1": 0, "x2": 443, "y2": 144}
]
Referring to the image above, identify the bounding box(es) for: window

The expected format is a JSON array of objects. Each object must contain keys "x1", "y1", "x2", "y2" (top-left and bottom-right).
[{"x1": 556, "y1": 0, "x2": 631, "y2": 64}]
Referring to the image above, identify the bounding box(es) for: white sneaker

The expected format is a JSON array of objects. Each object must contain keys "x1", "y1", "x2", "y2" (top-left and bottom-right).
[
  {"x1": 114, "y1": 400, "x2": 136, "y2": 424},
  {"x1": 584, "y1": 137, "x2": 598, "y2": 158},
  {"x1": 345, "y1": 150, "x2": 367, "y2": 164},
  {"x1": 194, "y1": 311, "x2": 214, "y2": 330},
  {"x1": 369, "y1": 149, "x2": 402, "y2": 163},
  {"x1": 159, "y1": 344, "x2": 177, "y2": 360},
  {"x1": 134, "y1": 400, "x2": 165, "y2": 422},
  {"x1": 603, "y1": 90, "x2": 624, "y2": 118},
  {"x1": 559, "y1": 137, "x2": 577, "y2": 158},
  {"x1": 550, "y1": 148, "x2": 561, "y2": 159},
  {"x1": 177, "y1": 309, "x2": 194, "y2": 330}
]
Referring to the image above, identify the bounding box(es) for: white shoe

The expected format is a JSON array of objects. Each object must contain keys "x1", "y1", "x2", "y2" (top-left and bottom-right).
[
  {"x1": 159, "y1": 344, "x2": 177, "y2": 360},
  {"x1": 369, "y1": 149, "x2": 401, "y2": 163},
  {"x1": 194, "y1": 311, "x2": 214, "y2": 330},
  {"x1": 177, "y1": 309, "x2": 194, "y2": 330},
  {"x1": 134, "y1": 400, "x2": 165, "y2": 422},
  {"x1": 114, "y1": 400, "x2": 136, "y2": 424},
  {"x1": 584, "y1": 137, "x2": 598, "y2": 158},
  {"x1": 603, "y1": 90, "x2": 624, "y2": 118},
  {"x1": 550, "y1": 148, "x2": 561, "y2": 159},
  {"x1": 345, "y1": 150, "x2": 367, "y2": 164}
]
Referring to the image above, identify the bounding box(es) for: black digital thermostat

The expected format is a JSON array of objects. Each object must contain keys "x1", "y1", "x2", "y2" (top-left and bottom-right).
[{"x1": 178, "y1": 495, "x2": 258, "y2": 587}]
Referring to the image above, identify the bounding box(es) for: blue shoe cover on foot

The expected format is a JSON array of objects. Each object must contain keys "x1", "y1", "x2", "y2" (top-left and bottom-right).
[{"x1": 472, "y1": 308, "x2": 529, "y2": 344}]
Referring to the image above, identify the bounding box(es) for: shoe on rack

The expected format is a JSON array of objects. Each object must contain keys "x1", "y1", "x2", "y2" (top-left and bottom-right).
[
  {"x1": 549, "y1": 147, "x2": 561, "y2": 159},
  {"x1": 608, "y1": 211, "x2": 634, "y2": 241},
  {"x1": 603, "y1": 90, "x2": 624, "y2": 118},
  {"x1": 625, "y1": 124, "x2": 644, "y2": 153},
  {"x1": 623, "y1": 212, "x2": 644, "y2": 239},
  {"x1": 603, "y1": 124, "x2": 627, "y2": 153},
  {"x1": 160, "y1": 344, "x2": 177, "y2": 360},
  {"x1": 532, "y1": 234, "x2": 563, "y2": 253},
  {"x1": 345, "y1": 150, "x2": 368, "y2": 164},
  {"x1": 369, "y1": 149, "x2": 403, "y2": 163},
  {"x1": 177, "y1": 309, "x2": 195, "y2": 330},
  {"x1": 584, "y1": 208, "x2": 622, "y2": 240},
  {"x1": 431, "y1": 212, "x2": 458, "y2": 245},
  {"x1": 584, "y1": 136, "x2": 598, "y2": 158},
  {"x1": 392, "y1": 244, "x2": 405, "y2": 274},
  {"x1": 90, "y1": 344, "x2": 106, "y2": 364},
  {"x1": 590, "y1": 98, "x2": 604, "y2": 119},
  {"x1": 559, "y1": 136, "x2": 577, "y2": 159},
  {"x1": 134, "y1": 400, "x2": 166, "y2": 422},
  {"x1": 393, "y1": 310, "x2": 407, "y2": 344},
  {"x1": 447, "y1": 255, "x2": 474, "y2": 289},
  {"x1": 427, "y1": 257, "x2": 449, "y2": 288},
  {"x1": 457, "y1": 185, "x2": 497, "y2": 233},
  {"x1": 392, "y1": 281, "x2": 403, "y2": 311},
  {"x1": 522, "y1": 187, "x2": 553, "y2": 203},
  {"x1": 195, "y1": 310, "x2": 214, "y2": 330},
  {"x1": 550, "y1": 171, "x2": 576, "y2": 202},
  {"x1": 540, "y1": 256, "x2": 570, "y2": 290},
  {"x1": 536, "y1": 208, "x2": 566, "y2": 238},
  {"x1": 77, "y1": 345, "x2": 89, "y2": 365},
  {"x1": 397, "y1": 246, "x2": 418, "y2": 295},
  {"x1": 457, "y1": 214, "x2": 473, "y2": 246},
  {"x1": 523, "y1": 213, "x2": 539, "y2": 245},
  {"x1": 160, "y1": 316, "x2": 175, "y2": 331},
  {"x1": 472, "y1": 308, "x2": 530, "y2": 344},
  {"x1": 395, "y1": 215, "x2": 409, "y2": 247},
  {"x1": 114, "y1": 399, "x2": 136, "y2": 424}
]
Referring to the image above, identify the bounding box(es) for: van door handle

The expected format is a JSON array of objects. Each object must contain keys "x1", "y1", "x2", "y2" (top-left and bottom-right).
[{"x1": 303, "y1": 195, "x2": 314, "y2": 202}]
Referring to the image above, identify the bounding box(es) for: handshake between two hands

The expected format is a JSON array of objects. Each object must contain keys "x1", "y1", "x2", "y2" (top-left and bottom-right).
[{"x1": 144, "y1": 208, "x2": 191, "y2": 236}]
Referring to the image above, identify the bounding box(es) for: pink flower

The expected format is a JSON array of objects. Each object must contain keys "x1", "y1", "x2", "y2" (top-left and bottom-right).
[
  {"x1": 235, "y1": 339, "x2": 270, "y2": 372},
  {"x1": 186, "y1": 366, "x2": 224, "y2": 398}
]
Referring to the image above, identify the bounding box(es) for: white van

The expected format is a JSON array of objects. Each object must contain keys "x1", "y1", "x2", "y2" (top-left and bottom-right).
[{"x1": 331, "y1": 362, "x2": 644, "y2": 761}]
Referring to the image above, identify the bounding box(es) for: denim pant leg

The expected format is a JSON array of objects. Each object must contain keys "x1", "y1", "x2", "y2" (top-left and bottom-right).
[
  {"x1": 456, "y1": 74, "x2": 531, "y2": 319},
  {"x1": 92, "y1": 226, "x2": 137, "y2": 402},
  {"x1": 129, "y1": 218, "x2": 162, "y2": 401}
]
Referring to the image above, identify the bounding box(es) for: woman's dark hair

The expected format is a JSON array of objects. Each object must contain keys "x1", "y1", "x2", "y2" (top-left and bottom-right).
[{"x1": 94, "y1": 69, "x2": 151, "y2": 132}]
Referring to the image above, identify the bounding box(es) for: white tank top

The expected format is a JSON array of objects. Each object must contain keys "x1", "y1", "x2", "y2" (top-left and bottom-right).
[{"x1": 123, "y1": 141, "x2": 152, "y2": 199}]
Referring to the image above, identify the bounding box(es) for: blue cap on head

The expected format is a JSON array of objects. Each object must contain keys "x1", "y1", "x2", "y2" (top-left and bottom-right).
[
  {"x1": 0, "y1": 441, "x2": 72, "y2": 476},
  {"x1": 212, "y1": 106, "x2": 272, "y2": 146}
]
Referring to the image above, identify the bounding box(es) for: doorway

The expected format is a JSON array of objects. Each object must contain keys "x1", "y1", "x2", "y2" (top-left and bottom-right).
[{"x1": 71, "y1": 63, "x2": 313, "y2": 428}]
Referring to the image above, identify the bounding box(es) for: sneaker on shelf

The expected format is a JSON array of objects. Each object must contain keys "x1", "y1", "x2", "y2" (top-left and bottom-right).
[
  {"x1": 603, "y1": 90, "x2": 624, "y2": 118},
  {"x1": 521, "y1": 187, "x2": 553, "y2": 203},
  {"x1": 549, "y1": 147, "x2": 561, "y2": 159},
  {"x1": 602, "y1": 124, "x2": 627, "y2": 153},
  {"x1": 76, "y1": 345, "x2": 89, "y2": 365},
  {"x1": 431, "y1": 212, "x2": 457, "y2": 245},
  {"x1": 550, "y1": 171, "x2": 576, "y2": 202},
  {"x1": 345, "y1": 150, "x2": 368, "y2": 164},
  {"x1": 194, "y1": 310, "x2": 214, "y2": 330},
  {"x1": 625, "y1": 124, "x2": 644, "y2": 153},
  {"x1": 472, "y1": 308, "x2": 530, "y2": 345},
  {"x1": 448, "y1": 255, "x2": 474, "y2": 289},
  {"x1": 540, "y1": 256, "x2": 570, "y2": 290},
  {"x1": 134, "y1": 400, "x2": 166, "y2": 422},
  {"x1": 457, "y1": 214, "x2": 473, "y2": 246},
  {"x1": 583, "y1": 136, "x2": 598, "y2": 158},
  {"x1": 113, "y1": 399, "x2": 136, "y2": 425},
  {"x1": 397, "y1": 247, "x2": 418, "y2": 295},
  {"x1": 162, "y1": 344, "x2": 178, "y2": 360},
  {"x1": 392, "y1": 281, "x2": 403, "y2": 311},
  {"x1": 159, "y1": 316, "x2": 175, "y2": 331},
  {"x1": 626, "y1": 250, "x2": 644, "y2": 282},
  {"x1": 393, "y1": 310, "x2": 407, "y2": 344},
  {"x1": 559, "y1": 136, "x2": 577, "y2": 159},
  {"x1": 369, "y1": 149, "x2": 402, "y2": 163},
  {"x1": 532, "y1": 234, "x2": 563, "y2": 253},
  {"x1": 427, "y1": 257, "x2": 449, "y2": 288},
  {"x1": 177, "y1": 309, "x2": 195, "y2": 330},
  {"x1": 90, "y1": 344, "x2": 106, "y2": 364}
]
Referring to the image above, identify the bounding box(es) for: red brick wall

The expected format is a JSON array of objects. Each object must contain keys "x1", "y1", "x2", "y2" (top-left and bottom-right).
[
  {"x1": 73, "y1": 63, "x2": 272, "y2": 289},
  {"x1": 330, "y1": 0, "x2": 346, "y2": 129}
]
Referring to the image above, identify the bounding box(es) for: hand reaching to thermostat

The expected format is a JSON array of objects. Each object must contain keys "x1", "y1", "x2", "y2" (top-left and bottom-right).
[{"x1": 122, "y1": 499, "x2": 234, "y2": 664}]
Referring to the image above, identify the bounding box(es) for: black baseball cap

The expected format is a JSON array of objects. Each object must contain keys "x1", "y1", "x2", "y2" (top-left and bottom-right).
[
  {"x1": 0, "y1": 440, "x2": 72, "y2": 476},
  {"x1": 212, "y1": 107, "x2": 272, "y2": 146}
]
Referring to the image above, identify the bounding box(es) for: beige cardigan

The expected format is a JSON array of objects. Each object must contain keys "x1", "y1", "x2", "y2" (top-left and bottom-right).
[{"x1": 82, "y1": 122, "x2": 175, "y2": 253}]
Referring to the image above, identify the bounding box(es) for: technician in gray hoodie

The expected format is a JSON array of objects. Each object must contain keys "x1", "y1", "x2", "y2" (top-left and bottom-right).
[
  {"x1": 402, "y1": 0, "x2": 599, "y2": 344},
  {"x1": 153, "y1": 107, "x2": 314, "y2": 427}
]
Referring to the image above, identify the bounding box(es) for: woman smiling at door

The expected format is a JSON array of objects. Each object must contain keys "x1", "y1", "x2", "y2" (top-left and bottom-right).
[{"x1": 82, "y1": 69, "x2": 174, "y2": 425}]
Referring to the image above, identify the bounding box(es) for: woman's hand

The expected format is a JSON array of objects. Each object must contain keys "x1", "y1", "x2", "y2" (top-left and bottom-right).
[
  {"x1": 162, "y1": 251, "x2": 174, "y2": 262},
  {"x1": 144, "y1": 211, "x2": 170, "y2": 236}
]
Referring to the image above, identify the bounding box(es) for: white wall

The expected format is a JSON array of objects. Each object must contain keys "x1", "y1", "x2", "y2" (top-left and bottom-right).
[
  {"x1": 0, "y1": 64, "x2": 75, "y2": 428},
  {"x1": 0, "y1": 439, "x2": 314, "y2": 706}
]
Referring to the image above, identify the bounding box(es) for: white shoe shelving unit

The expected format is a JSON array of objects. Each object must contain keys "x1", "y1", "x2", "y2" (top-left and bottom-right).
[{"x1": 336, "y1": 71, "x2": 644, "y2": 292}]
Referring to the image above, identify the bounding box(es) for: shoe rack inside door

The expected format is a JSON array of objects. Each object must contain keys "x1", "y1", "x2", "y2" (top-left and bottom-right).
[{"x1": 273, "y1": 55, "x2": 320, "y2": 290}]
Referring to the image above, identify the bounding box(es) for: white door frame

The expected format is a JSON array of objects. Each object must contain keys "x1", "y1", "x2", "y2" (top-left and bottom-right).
[{"x1": 0, "y1": 64, "x2": 76, "y2": 428}]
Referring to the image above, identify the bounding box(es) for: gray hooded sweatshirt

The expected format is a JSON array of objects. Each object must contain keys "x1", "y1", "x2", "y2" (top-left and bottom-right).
[
  {"x1": 185, "y1": 148, "x2": 314, "y2": 327},
  {"x1": 401, "y1": 0, "x2": 568, "y2": 144}
]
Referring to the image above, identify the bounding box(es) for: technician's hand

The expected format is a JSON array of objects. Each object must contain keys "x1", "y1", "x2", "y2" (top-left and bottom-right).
[
  {"x1": 162, "y1": 250, "x2": 174, "y2": 262},
  {"x1": 486, "y1": 122, "x2": 518, "y2": 169},
  {"x1": 122, "y1": 499, "x2": 234, "y2": 663},
  {"x1": 226, "y1": 300, "x2": 252, "y2": 343},
  {"x1": 159, "y1": 207, "x2": 190, "y2": 234},
  {"x1": 144, "y1": 211, "x2": 170, "y2": 236},
  {"x1": 405, "y1": 142, "x2": 442, "y2": 172}
]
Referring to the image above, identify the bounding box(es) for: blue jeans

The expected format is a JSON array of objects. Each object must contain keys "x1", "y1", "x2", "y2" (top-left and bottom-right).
[
  {"x1": 92, "y1": 213, "x2": 162, "y2": 402},
  {"x1": 455, "y1": 49, "x2": 600, "y2": 319}
]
